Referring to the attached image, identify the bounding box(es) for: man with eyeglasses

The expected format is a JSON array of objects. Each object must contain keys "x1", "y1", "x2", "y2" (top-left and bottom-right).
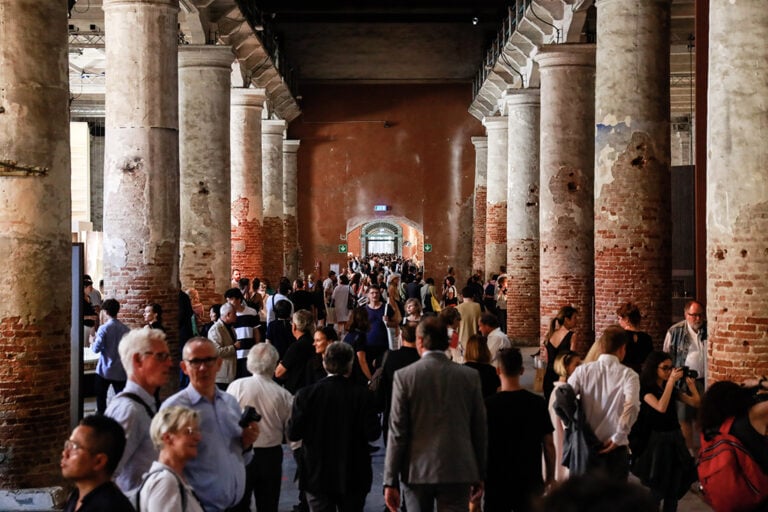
[
  {"x1": 61, "y1": 414, "x2": 135, "y2": 512},
  {"x1": 106, "y1": 327, "x2": 173, "y2": 493},
  {"x1": 162, "y1": 337, "x2": 260, "y2": 512},
  {"x1": 663, "y1": 299, "x2": 707, "y2": 450}
]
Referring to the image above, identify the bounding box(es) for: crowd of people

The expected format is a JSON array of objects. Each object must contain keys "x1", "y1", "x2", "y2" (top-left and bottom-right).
[{"x1": 65, "y1": 260, "x2": 768, "y2": 512}]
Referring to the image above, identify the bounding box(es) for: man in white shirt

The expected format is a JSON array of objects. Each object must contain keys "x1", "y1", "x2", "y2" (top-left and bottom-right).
[
  {"x1": 567, "y1": 325, "x2": 639, "y2": 480},
  {"x1": 228, "y1": 343, "x2": 293, "y2": 512},
  {"x1": 663, "y1": 299, "x2": 707, "y2": 450},
  {"x1": 477, "y1": 313, "x2": 511, "y2": 367}
]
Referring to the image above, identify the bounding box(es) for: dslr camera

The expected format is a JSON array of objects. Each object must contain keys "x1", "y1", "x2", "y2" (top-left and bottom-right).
[
  {"x1": 238, "y1": 406, "x2": 262, "y2": 427},
  {"x1": 680, "y1": 366, "x2": 699, "y2": 379}
]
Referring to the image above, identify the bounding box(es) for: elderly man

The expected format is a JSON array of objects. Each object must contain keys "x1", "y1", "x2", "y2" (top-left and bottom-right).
[
  {"x1": 274, "y1": 309, "x2": 316, "y2": 395},
  {"x1": 228, "y1": 343, "x2": 293, "y2": 512},
  {"x1": 384, "y1": 317, "x2": 487, "y2": 512},
  {"x1": 61, "y1": 415, "x2": 134, "y2": 512},
  {"x1": 208, "y1": 302, "x2": 240, "y2": 390},
  {"x1": 105, "y1": 327, "x2": 172, "y2": 493},
  {"x1": 663, "y1": 299, "x2": 707, "y2": 450},
  {"x1": 162, "y1": 337, "x2": 259, "y2": 512},
  {"x1": 289, "y1": 342, "x2": 381, "y2": 511}
]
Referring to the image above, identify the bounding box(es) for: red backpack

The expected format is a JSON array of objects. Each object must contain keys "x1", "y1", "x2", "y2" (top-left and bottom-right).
[{"x1": 698, "y1": 417, "x2": 768, "y2": 512}]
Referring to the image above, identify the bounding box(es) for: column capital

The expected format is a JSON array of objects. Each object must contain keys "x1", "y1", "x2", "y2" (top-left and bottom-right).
[
  {"x1": 231, "y1": 87, "x2": 266, "y2": 108},
  {"x1": 178, "y1": 44, "x2": 233, "y2": 70},
  {"x1": 262, "y1": 119, "x2": 286, "y2": 135},
  {"x1": 471, "y1": 136, "x2": 488, "y2": 149},
  {"x1": 501, "y1": 88, "x2": 541, "y2": 111},
  {"x1": 482, "y1": 115, "x2": 508, "y2": 131},
  {"x1": 283, "y1": 139, "x2": 301, "y2": 153},
  {"x1": 535, "y1": 43, "x2": 596, "y2": 69}
]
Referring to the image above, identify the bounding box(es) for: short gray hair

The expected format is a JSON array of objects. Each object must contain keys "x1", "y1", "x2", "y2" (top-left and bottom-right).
[
  {"x1": 220, "y1": 302, "x2": 234, "y2": 317},
  {"x1": 322, "y1": 342, "x2": 354, "y2": 375},
  {"x1": 119, "y1": 327, "x2": 167, "y2": 378},
  {"x1": 247, "y1": 343, "x2": 279, "y2": 376},
  {"x1": 150, "y1": 406, "x2": 199, "y2": 450},
  {"x1": 182, "y1": 337, "x2": 216, "y2": 360},
  {"x1": 292, "y1": 309, "x2": 314, "y2": 335}
]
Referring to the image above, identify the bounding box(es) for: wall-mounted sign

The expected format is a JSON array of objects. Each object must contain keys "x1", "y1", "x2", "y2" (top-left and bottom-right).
[
  {"x1": 338, "y1": 244, "x2": 348, "y2": 253},
  {"x1": 424, "y1": 244, "x2": 432, "y2": 253},
  {"x1": 373, "y1": 205, "x2": 390, "y2": 212}
]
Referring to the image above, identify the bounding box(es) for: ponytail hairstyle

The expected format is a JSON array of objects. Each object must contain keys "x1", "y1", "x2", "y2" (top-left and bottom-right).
[{"x1": 546, "y1": 306, "x2": 578, "y2": 342}]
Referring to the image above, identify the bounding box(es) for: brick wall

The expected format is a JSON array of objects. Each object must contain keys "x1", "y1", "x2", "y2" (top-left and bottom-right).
[
  {"x1": 472, "y1": 186, "x2": 487, "y2": 272},
  {"x1": 262, "y1": 216, "x2": 285, "y2": 284},
  {"x1": 231, "y1": 196, "x2": 263, "y2": 284},
  {"x1": 506, "y1": 240, "x2": 540, "y2": 344}
]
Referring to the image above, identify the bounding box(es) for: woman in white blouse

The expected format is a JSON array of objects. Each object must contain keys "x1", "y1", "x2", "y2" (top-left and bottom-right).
[{"x1": 138, "y1": 406, "x2": 204, "y2": 512}]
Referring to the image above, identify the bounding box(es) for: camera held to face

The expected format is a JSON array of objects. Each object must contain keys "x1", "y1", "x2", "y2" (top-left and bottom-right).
[{"x1": 680, "y1": 366, "x2": 699, "y2": 380}]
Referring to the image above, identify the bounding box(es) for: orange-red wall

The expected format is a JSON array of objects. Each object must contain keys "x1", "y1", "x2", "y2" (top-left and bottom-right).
[{"x1": 288, "y1": 83, "x2": 483, "y2": 282}]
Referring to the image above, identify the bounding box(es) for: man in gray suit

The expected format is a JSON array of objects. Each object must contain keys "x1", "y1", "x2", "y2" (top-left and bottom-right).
[{"x1": 383, "y1": 317, "x2": 487, "y2": 512}]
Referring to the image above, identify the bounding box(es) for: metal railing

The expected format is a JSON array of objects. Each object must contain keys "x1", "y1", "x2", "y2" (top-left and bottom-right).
[
  {"x1": 235, "y1": 0, "x2": 299, "y2": 98},
  {"x1": 472, "y1": 0, "x2": 531, "y2": 98}
]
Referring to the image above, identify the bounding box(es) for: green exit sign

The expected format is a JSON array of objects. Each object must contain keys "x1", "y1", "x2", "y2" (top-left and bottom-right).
[
  {"x1": 338, "y1": 244, "x2": 348, "y2": 253},
  {"x1": 424, "y1": 244, "x2": 432, "y2": 252}
]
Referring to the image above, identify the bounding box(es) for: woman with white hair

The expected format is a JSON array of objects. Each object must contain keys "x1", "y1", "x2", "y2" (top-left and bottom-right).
[
  {"x1": 227, "y1": 343, "x2": 293, "y2": 512},
  {"x1": 137, "y1": 405, "x2": 204, "y2": 512}
]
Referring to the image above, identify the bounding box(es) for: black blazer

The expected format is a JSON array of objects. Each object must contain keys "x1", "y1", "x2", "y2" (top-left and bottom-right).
[{"x1": 288, "y1": 375, "x2": 381, "y2": 495}]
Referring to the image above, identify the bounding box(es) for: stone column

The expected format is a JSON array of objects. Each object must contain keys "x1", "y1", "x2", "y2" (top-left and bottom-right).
[
  {"x1": 179, "y1": 45, "x2": 233, "y2": 308},
  {"x1": 283, "y1": 140, "x2": 301, "y2": 281},
  {"x1": 594, "y1": 0, "x2": 671, "y2": 343},
  {"x1": 537, "y1": 45, "x2": 596, "y2": 353},
  {"x1": 262, "y1": 119, "x2": 286, "y2": 284},
  {"x1": 103, "y1": 0, "x2": 180, "y2": 335},
  {"x1": 0, "y1": 0, "x2": 71, "y2": 492},
  {"x1": 471, "y1": 137, "x2": 488, "y2": 274},
  {"x1": 483, "y1": 116, "x2": 508, "y2": 277},
  {"x1": 503, "y1": 89, "x2": 540, "y2": 344},
  {"x1": 707, "y1": 3, "x2": 768, "y2": 382},
  {"x1": 231, "y1": 88, "x2": 266, "y2": 283}
]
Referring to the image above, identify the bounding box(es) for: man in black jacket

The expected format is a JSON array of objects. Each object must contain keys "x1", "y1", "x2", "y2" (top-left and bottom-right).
[{"x1": 288, "y1": 342, "x2": 381, "y2": 511}]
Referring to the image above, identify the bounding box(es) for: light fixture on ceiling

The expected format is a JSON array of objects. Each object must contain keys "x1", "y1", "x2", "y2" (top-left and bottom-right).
[{"x1": 472, "y1": 16, "x2": 479, "y2": 25}]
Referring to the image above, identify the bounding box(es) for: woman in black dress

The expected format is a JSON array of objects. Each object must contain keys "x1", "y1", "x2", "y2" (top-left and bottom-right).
[
  {"x1": 616, "y1": 301, "x2": 654, "y2": 374},
  {"x1": 541, "y1": 306, "x2": 578, "y2": 401},
  {"x1": 463, "y1": 334, "x2": 500, "y2": 398},
  {"x1": 631, "y1": 351, "x2": 699, "y2": 512}
]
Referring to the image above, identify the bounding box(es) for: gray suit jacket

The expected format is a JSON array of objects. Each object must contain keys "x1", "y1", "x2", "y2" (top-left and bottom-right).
[{"x1": 383, "y1": 351, "x2": 487, "y2": 487}]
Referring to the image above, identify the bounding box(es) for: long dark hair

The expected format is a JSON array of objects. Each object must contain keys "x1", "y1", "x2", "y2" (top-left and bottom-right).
[
  {"x1": 700, "y1": 381, "x2": 755, "y2": 440},
  {"x1": 639, "y1": 351, "x2": 671, "y2": 390},
  {"x1": 348, "y1": 306, "x2": 370, "y2": 332}
]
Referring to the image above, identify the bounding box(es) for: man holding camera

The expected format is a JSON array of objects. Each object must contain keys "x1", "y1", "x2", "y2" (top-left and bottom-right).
[
  {"x1": 162, "y1": 337, "x2": 260, "y2": 512},
  {"x1": 663, "y1": 299, "x2": 707, "y2": 451}
]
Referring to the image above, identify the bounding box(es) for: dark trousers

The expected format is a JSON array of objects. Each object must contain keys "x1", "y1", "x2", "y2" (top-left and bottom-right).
[
  {"x1": 94, "y1": 375, "x2": 125, "y2": 415},
  {"x1": 306, "y1": 490, "x2": 367, "y2": 512},
  {"x1": 245, "y1": 445, "x2": 283, "y2": 512},
  {"x1": 587, "y1": 445, "x2": 629, "y2": 481},
  {"x1": 401, "y1": 483, "x2": 470, "y2": 512}
]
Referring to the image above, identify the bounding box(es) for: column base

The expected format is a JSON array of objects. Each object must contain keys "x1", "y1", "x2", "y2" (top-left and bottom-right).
[{"x1": 0, "y1": 487, "x2": 67, "y2": 510}]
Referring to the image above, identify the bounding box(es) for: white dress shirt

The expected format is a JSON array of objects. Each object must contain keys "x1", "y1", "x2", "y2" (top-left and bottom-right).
[
  {"x1": 227, "y1": 373, "x2": 293, "y2": 448},
  {"x1": 485, "y1": 327, "x2": 511, "y2": 367},
  {"x1": 567, "y1": 354, "x2": 640, "y2": 446}
]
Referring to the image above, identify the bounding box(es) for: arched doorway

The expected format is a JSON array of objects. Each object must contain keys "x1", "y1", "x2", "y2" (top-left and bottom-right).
[
  {"x1": 360, "y1": 221, "x2": 402, "y2": 257},
  {"x1": 345, "y1": 216, "x2": 424, "y2": 263}
]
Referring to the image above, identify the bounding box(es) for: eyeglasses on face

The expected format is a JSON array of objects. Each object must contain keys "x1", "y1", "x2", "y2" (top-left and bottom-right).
[
  {"x1": 63, "y1": 439, "x2": 90, "y2": 454},
  {"x1": 184, "y1": 356, "x2": 218, "y2": 368},
  {"x1": 178, "y1": 426, "x2": 201, "y2": 436},
  {"x1": 144, "y1": 351, "x2": 172, "y2": 362}
]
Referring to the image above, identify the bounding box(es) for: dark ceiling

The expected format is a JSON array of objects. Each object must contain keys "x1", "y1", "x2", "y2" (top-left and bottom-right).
[{"x1": 240, "y1": 1, "x2": 511, "y2": 84}]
